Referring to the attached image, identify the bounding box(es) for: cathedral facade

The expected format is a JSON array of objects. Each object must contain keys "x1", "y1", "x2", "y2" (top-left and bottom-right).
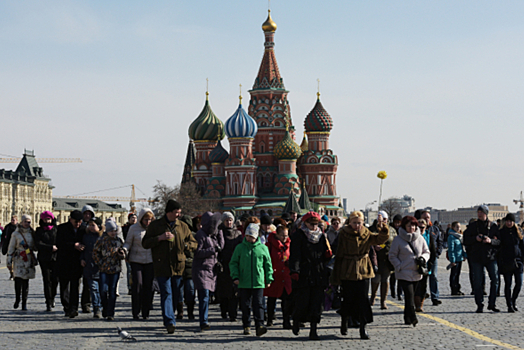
[{"x1": 183, "y1": 10, "x2": 342, "y2": 218}]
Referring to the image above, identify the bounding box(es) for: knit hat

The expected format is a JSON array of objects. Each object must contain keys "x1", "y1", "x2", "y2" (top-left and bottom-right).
[
  {"x1": 478, "y1": 205, "x2": 489, "y2": 215},
  {"x1": 281, "y1": 212, "x2": 291, "y2": 221},
  {"x1": 105, "y1": 219, "x2": 117, "y2": 232},
  {"x1": 260, "y1": 215, "x2": 272, "y2": 225},
  {"x1": 245, "y1": 223, "x2": 260, "y2": 239},
  {"x1": 21, "y1": 214, "x2": 31, "y2": 222},
  {"x1": 128, "y1": 212, "x2": 137, "y2": 219},
  {"x1": 301, "y1": 211, "x2": 321, "y2": 223},
  {"x1": 222, "y1": 212, "x2": 234, "y2": 222},
  {"x1": 40, "y1": 211, "x2": 55, "y2": 220},
  {"x1": 321, "y1": 214, "x2": 329, "y2": 222},
  {"x1": 392, "y1": 214, "x2": 402, "y2": 222},
  {"x1": 90, "y1": 217, "x2": 103, "y2": 230},
  {"x1": 70, "y1": 210, "x2": 83, "y2": 221},
  {"x1": 165, "y1": 199, "x2": 182, "y2": 213},
  {"x1": 505, "y1": 213, "x2": 516, "y2": 222},
  {"x1": 378, "y1": 211, "x2": 389, "y2": 220}
]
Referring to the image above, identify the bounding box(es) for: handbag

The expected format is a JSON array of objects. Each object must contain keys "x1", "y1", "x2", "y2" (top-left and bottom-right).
[{"x1": 406, "y1": 240, "x2": 428, "y2": 276}]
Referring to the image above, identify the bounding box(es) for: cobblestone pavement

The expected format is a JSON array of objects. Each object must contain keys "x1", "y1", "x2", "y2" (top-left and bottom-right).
[{"x1": 1, "y1": 256, "x2": 523, "y2": 350}]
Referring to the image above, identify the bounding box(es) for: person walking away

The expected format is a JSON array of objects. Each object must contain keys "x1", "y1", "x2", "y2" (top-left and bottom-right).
[
  {"x1": 498, "y1": 213, "x2": 524, "y2": 312},
  {"x1": 289, "y1": 211, "x2": 332, "y2": 340},
  {"x1": 7, "y1": 214, "x2": 37, "y2": 311},
  {"x1": 447, "y1": 222, "x2": 466, "y2": 296},
  {"x1": 216, "y1": 212, "x2": 243, "y2": 322},
  {"x1": 142, "y1": 199, "x2": 197, "y2": 334},
  {"x1": 388, "y1": 216, "x2": 430, "y2": 327},
  {"x1": 420, "y1": 210, "x2": 443, "y2": 306},
  {"x1": 80, "y1": 217, "x2": 103, "y2": 318},
  {"x1": 192, "y1": 212, "x2": 225, "y2": 331},
  {"x1": 35, "y1": 211, "x2": 59, "y2": 311},
  {"x1": 230, "y1": 223, "x2": 273, "y2": 336},
  {"x1": 331, "y1": 211, "x2": 389, "y2": 340},
  {"x1": 2, "y1": 215, "x2": 18, "y2": 280},
  {"x1": 56, "y1": 210, "x2": 85, "y2": 318},
  {"x1": 265, "y1": 224, "x2": 292, "y2": 329},
  {"x1": 463, "y1": 205, "x2": 500, "y2": 313},
  {"x1": 124, "y1": 208, "x2": 155, "y2": 320}
]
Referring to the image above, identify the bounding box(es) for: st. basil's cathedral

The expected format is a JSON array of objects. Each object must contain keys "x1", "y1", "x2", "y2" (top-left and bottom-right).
[{"x1": 182, "y1": 10, "x2": 343, "y2": 218}]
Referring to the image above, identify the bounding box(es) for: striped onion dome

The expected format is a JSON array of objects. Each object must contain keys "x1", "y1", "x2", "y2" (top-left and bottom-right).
[
  {"x1": 209, "y1": 140, "x2": 229, "y2": 163},
  {"x1": 304, "y1": 93, "x2": 333, "y2": 133},
  {"x1": 225, "y1": 102, "x2": 258, "y2": 138},
  {"x1": 274, "y1": 130, "x2": 302, "y2": 160},
  {"x1": 188, "y1": 94, "x2": 225, "y2": 141}
]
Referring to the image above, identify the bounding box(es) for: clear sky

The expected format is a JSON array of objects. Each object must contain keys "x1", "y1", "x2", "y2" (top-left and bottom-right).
[{"x1": 1, "y1": 0, "x2": 523, "y2": 212}]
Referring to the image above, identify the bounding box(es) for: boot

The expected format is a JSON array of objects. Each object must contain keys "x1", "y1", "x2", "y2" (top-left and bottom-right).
[
  {"x1": 369, "y1": 282, "x2": 379, "y2": 306},
  {"x1": 359, "y1": 323, "x2": 369, "y2": 340},
  {"x1": 340, "y1": 315, "x2": 348, "y2": 335},
  {"x1": 14, "y1": 278, "x2": 21, "y2": 309},
  {"x1": 21, "y1": 282, "x2": 28, "y2": 311},
  {"x1": 415, "y1": 296, "x2": 424, "y2": 312},
  {"x1": 187, "y1": 302, "x2": 195, "y2": 320},
  {"x1": 176, "y1": 302, "x2": 184, "y2": 320},
  {"x1": 380, "y1": 282, "x2": 389, "y2": 309},
  {"x1": 292, "y1": 320, "x2": 300, "y2": 336},
  {"x1": 309, "y1": 322, "x2": 320, "y2": 340}
]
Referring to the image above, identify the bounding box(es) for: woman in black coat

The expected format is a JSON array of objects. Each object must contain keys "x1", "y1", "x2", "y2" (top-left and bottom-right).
[
  {"x1": 498, "y1": 213, "x2": 524, "y2": 312},
  {"x1": 35, "y1": 211, "x2": 59, "y2": 312},
  {"x1": 289, "y1": 212, "x2": 332, "y2": 341}
]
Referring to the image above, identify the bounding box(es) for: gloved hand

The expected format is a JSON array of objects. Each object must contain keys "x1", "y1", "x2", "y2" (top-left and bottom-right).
[{"x1": 290, "y1": 273, "x2": 299, "y2": 281}]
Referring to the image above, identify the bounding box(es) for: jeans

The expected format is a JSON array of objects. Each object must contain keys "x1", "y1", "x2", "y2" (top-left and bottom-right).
[
  {"x1": 84, "y1": 274, "x2": 101, "y2": 311},
  {"x1": 126, "y1": 261, "x2": 132, "y2": 292},
  {"x1": 184, "y1": 278, "x2": 195, "y2": 305},
  {"x1": 100, "y1": 272, "x2": 119, "y2": 317},
  {"x1": 449, "y1": 261, "x2": 462, "y2": 294},
  {"x1": 198, "y1": 289, "x2": 210, "y2": 327},
  {"x1": 176, "y1": 278, "x2": 185, "y2": 304},
  {"x1": 130, "y1": 262, "x2": 154, "y2": 318},
  {"x1": 471, "y1": 260, "x2": 499, "y2": 307},
  {"x1": 429, "y1": 258, "x2": 440, "y2": 301},
  {"x1": 399, "y1": 279, "x2": 418, "y2": 324},
  {"x1": 503, "y1": 270, "x2": 523, "y2": 308},
  {"x1": 156, "y1": 276, "x2": 183, "y2": 327},
  {"x1": 239, "y1": 288, "x2": 264, "y2": 328}
]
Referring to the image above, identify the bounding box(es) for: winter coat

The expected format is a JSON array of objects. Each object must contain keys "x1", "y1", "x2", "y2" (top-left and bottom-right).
[
  {"x1": 289, "y1": 228, "x2": 331, "y2": 288},
  {"x1": 7, "y1": 226, "x2": 37, "y2": 279},
  {"x1": 216, "y1": 223, "x2": 242, "y2": 299},
  {"x1": 447, "y1": 230, "x2": 466, "y2": 264},
  {"x1": 422, "y1": 229, "x2": 437, "y2": 275},
  {"x1": 192, "y1": 212, "x2": 225, "y2": 292},
  {"x1": 388, "y1": 227, "x2": 431, "y2": 282},
  {"x1": 1, "y1": 223, "x2": 17, "y2": 255},
  {"x1": 463, "y1": 219, "x2": 500, "y2": 263},
  {"x1": 331, "y1": 224, "x2": 390, "y2": 284},
  {"x1": 35, "y1": 219, "x2": 58, "y2": 263},
  {"x1": 56, "y1": 222, "x2": 84, "y2": 279},
  {"x1": 183, "y1": 232, "x2": 196, "y2": 280},
  {"x1": 326, "y1": 226, "x2": 339, "y2": 247},
  {"x1": 427, "y1": 224, "x2": 443, "y2": 257},
  {"x1": 229, "y1": 237, "x2": 273, "y2": 289},
  {"x1": 498, "y1": 225, "x2": 524, "y2": 274},
  {"x1": 264, "y1": 232, "x2": 291, "y2": 298},
  {"x1": 81, "y1": 229, "x2": 101, "y2": 279},
  {"x1": 142, "y1": 215, "x2": 197, "y2": 278},
  {"x1": 124, "y1": 209, "x2": 153, "y2": 265},
  {"x1": 93, "y1": 233, "x2": 125, "y2": 274}
]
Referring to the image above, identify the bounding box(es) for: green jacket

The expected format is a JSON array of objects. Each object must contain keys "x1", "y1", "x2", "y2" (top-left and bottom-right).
[
  {"x1": 142, "y1": 215, "x2": 197, "y2": 278},
  {"x1": 229, "y1": 238, "x2": 273, "y2": 289}
]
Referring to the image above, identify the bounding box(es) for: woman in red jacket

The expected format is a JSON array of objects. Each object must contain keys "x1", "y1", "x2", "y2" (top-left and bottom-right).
[{"x1": 264, "y1": 225, "x2": 292, "y2": 329}]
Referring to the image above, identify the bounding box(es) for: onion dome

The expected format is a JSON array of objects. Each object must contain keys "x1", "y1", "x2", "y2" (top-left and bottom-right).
[
  {"x1": 274, "y1": 130, "x2": 302, "y2": 160},
  {"x1": 262, "y1": 9, "x2": 277, "y2": 32},
  {"x1": 225, "y1": 98, "x2": 258, "y2": 138},
  {"x1": 304, "y1": 93, "x2": 333, "y2": 133},
  {"x1": 188, "y1": 93, "x2": 225, "y2": 141},
  {"x1": 300, "y1": 134, "x2": 308, "y2": 152},
  {"x1": 209, "y1": 140, "x2": 229, "y2": 163}
]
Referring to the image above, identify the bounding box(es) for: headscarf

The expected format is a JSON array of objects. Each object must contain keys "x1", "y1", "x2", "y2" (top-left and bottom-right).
[{"x1": 201, "y1": 212, "x2": 222, "y2": 237}]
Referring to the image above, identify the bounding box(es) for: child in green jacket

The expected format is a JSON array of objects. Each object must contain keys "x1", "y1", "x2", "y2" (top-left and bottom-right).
[{"x1": 230, "y1": 223, "x2": 273, "y2": 337}]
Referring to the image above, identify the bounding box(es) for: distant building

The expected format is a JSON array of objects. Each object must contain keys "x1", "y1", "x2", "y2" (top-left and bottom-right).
[
  {"x1": 438, "y1": 204, "x2": 509, "y2": 225},
  {"x1": 0, "y1": 151, "x2": 53, "y2": 224},
  {"x1": 52, "y1": 198, "x2": 127, "y2": 225}
]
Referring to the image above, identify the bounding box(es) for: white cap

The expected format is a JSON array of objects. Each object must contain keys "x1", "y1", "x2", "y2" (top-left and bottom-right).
[
  {"x1": 245, "y1": 223, "x2": 260, "y2": 239},
  {"x1": 378, "y1": 211, "x2": 388, "y2": 220}
]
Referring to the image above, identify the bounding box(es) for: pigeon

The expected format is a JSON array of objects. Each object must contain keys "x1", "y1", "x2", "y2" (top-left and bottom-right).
[{"x1": 117, "y1": 327, "x2": 137, "y2": 342}]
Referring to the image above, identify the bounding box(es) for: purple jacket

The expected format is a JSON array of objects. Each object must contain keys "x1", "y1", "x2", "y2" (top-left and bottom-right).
[{"x1": 192, "y1": 212, "x2": 225, "y2": 291}]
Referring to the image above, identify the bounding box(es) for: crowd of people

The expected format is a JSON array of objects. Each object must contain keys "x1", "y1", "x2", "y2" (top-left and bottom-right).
[{"x1": 0, "y1": 202, "x2": 523, "y2": 341}]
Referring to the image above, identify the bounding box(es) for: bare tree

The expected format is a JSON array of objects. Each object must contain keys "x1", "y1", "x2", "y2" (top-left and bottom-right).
[
  {"x1": 379, "y1": 197, "x2": 403, "y2": 220},
  {"x1": 152, "y1": 181, "x2": 220, "y2": 218}
]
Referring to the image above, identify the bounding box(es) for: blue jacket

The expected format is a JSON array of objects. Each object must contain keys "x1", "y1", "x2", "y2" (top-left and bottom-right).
[{"x1": 447, "y1": 230, "x2": 466, "y2": 263}]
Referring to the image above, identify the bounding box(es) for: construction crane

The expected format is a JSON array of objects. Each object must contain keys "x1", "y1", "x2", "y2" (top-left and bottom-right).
[
  {"x1": 513, "y1": 191, "x2": 524, "y2": 224},
  {"x1": 0, "y1": 158, "x2": 82, "y2": 163}
]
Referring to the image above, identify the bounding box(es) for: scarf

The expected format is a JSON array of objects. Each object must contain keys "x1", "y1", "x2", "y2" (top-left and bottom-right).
[
  {"x1": 43, "y1": 224, "x2": 54, "y2": 231},
  {"x1": 449, "y1": 229, "x2": 463, "y2": 243},
  {"x1": 301, "y1": 222, "x2": 323, "y2": 244}
]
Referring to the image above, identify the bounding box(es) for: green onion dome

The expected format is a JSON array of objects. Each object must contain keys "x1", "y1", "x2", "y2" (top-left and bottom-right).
[
  {"x1": 188, "y1": 93, "x2": 225, "y2": 141},
  {"x1": 274, "y1": 130, "x2": 302, "y2": 160}
]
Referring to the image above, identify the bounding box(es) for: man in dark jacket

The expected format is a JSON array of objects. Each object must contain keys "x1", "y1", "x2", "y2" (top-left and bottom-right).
[
  {"x1": 421, "y1": 210, "x2": 443, "y2": 306},
  {"x1": 35, "y1": 211, "x2": 59, "y2": 312},
  {"x1": 56, "y1": 210, "x2": 85, "y2": 318},
  {"x1": 463, "y1": 205, "x2": 500, "y2": 313},
  {"x1": 142, "y1": 199, "x2": 197, "y2": 334},
  {"x1": 1, "y1": 215, "x2": 18, "y2": 280}
]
